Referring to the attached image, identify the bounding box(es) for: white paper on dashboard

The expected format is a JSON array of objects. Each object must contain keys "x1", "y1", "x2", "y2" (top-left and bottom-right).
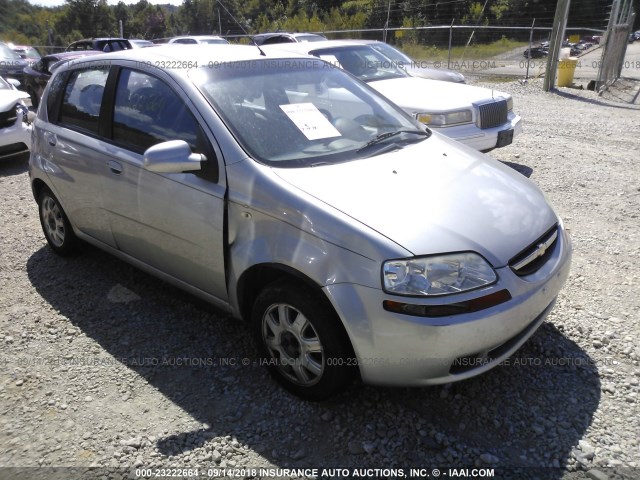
[{"x1": 279, "y1": 103, "x2": 342, "y2": 140}]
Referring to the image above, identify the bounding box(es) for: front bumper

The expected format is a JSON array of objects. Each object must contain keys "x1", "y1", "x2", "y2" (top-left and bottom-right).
[
  {"x1": 433, "y1": 112, "x2": 522, "y2": 152},
  {"x1": 0, "y1": 106, "x2": 31, "y2": 160},
  {"x1": 324, "y1": 224, "x2": 571, "y2": 387}
]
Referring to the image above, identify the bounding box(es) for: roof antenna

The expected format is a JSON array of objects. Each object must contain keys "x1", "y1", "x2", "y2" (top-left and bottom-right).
[
  {"x1": 251, "y1": 39, "x2": 266, "y2": 56},
  {"x1": 218, "y1": 0, "x2": 261, "y2": 54}
]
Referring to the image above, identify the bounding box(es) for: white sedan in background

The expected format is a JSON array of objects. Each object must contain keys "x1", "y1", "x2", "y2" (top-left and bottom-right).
[
  {"x1": 0, "y1": 76, "x2": 30, "y2": 160},
  {"x1": 359, "y1": 40, "x2": 466, "y2": 83},
  {"x1": 265, "y1": 41, "x2": 521, "y2": 152}
]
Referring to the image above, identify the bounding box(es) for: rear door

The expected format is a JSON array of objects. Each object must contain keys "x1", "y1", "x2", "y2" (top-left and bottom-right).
[{"x1": 38, "y1": 65, "x2": 116, "y2": 247}]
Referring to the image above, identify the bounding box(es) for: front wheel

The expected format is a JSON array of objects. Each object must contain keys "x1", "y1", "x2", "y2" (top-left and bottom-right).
[
  {"x1": 38, "y1": 186, "x2": 79, "y2": 256},
  {"x1": 252, "y1": 281, "x2": 355, "y2": 400}
]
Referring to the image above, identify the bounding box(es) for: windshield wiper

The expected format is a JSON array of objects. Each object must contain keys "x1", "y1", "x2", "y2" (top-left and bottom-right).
[{"x1": 357, "y1": 129, "x2": 430, "y2": 153}]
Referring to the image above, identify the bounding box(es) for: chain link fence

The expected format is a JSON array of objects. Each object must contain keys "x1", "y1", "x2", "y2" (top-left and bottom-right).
[
  {"x1": 596, "y1": 0, "x2": 636, "y2": 91},
  {"x1": 317, "y1": 25, "x2": 605, "y2": 79}
]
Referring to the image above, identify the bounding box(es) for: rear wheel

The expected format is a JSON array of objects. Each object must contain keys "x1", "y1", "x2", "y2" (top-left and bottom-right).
[
  {"x1": 38, "y1": 186, "x2": 79, "y2": 256},
  {"x1": 252, "y1": 281, "x2": 355, "y2": 400}
]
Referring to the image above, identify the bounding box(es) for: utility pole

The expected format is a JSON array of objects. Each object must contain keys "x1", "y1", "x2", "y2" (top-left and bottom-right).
[
  {"x1": 383, "y1": 0, "x2": 391, "y2": 43},
  {"x1": 525, "y1": 18, "x2": 536, "y2": 80},
  {"x1": 447, "y1": 18, "x2": 454, "y2": 70},
  {"x1": 543, "y1": 0, "x2": 571, "y2": 91}
]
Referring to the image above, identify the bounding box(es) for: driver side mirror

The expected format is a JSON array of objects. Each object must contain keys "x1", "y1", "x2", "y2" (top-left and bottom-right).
[{"x1": 143, "y1": 140, "x2": 204, "y2": 173}]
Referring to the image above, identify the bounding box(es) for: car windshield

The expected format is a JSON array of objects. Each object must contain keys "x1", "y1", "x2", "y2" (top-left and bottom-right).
[
  {"x1": 0, "y1": 43, "x2": 20, "y2": 59},
  {"x1": 194, "y1": 58, "x2": 427, "y2": 167},
  {"x1": 309, "y1": 45, "x2": 409, "y2": 82},
  {"x1": 368, "y1": 43, "x2": 413, "y2": 64},
  {"x1": 0, "y1": 76, "x2": 11, "y2": 90},
  {"x1": 16, "y1": 47, "x2": 41, "y2": 59}
]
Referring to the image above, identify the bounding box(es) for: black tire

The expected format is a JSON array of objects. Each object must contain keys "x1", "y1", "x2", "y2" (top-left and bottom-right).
[
  {"x1": 37, "y1": 186, "x2": 79, "y2": 256},
  {"x1": 252, "y1": 280, "x2": 355, "y2": 401}
]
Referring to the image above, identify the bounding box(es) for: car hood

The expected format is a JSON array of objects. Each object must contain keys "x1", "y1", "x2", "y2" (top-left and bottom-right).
[
  {"x1": 272, "y1": 134, "x2": 556, "y2": 267},
  {"x1": 407, "y1": 66, "x2": 465, "y2": 83},
  {"x1": 370, "y1": 76, "x2": 509, "y2": 112},
  {"x1": 0, "y1": 89, "x2": 29, "y2": 112}
]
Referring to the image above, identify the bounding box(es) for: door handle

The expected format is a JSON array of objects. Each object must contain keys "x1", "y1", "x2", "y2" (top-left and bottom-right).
[
  {"x1": 107, "y1": 160, "x2": 123, "y2": 175},
  {"x1": 44, "y1": 132, "x2": 56, "y2": 146}
]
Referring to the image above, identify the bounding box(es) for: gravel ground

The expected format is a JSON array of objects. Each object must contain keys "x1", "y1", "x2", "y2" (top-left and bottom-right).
[{"x1": 1, "y1": 78, "x2": 639, "y2": 480}]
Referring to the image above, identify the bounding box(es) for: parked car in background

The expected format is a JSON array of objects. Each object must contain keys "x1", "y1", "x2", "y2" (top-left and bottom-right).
[
  {"x1": 523, "y1": 46, "x2": 548, "y2": 58},
  {"x1": 358, "y1": 40, "x2": 465, "y2": 83},
  {"x1": 66, "y1": 38, "x2": 132, "y2": 52},
  {"x1": 10, "y1": 44, "x2": 42, "y2": 66},
  {"x1": 0, "y1": 75, "x2": 30, "y2": 160},
  {"x1": 266, "y1": 41, "x2": 520, "y2": 152},
  {"x1": 0, "y1": 42, "x2": 29, "y2": 84},
  {"x1": 23, "y1": 50, "x2": 102, "y2": 108},
  {"x1": 30, "y1": 45, "x2": 570, "y2": 399},
  {"x1": 168, "y1": 36, "x2": 229, "y2": 45},
  {"x1": 252, "y1": 32, "x2": 326, "y2": 45},
  {"x1": 129, "y1": 39, "x2": 154, "y2": 48},
  {"x1": 561, "y1": 41, "x2": 581, "y2": 57}
]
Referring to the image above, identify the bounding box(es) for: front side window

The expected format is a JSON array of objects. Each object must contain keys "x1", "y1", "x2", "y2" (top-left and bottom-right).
[
  {"x1": 112, "y1": 69, "x2": 199, "y2": 153},
  {"x1": 112, "y1": 68, "x2": 218, "y2": 180},
  {"x1": 58, "y1": 67, "x2": 109, "y2": 134}
]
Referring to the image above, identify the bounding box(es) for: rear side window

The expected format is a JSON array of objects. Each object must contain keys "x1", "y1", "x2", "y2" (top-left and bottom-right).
[{"x1": 58, "y1": 68, "x2": 109, "y2": 134}]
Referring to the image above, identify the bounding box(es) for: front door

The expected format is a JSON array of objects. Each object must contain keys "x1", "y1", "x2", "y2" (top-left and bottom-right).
[{"x1": 99, "y1": 67, "x2": 228, "y2": 301}]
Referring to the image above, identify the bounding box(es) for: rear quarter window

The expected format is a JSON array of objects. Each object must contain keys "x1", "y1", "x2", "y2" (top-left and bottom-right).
[{"x1": 46, "y1": 71, "x2": 67, "y2": 120}]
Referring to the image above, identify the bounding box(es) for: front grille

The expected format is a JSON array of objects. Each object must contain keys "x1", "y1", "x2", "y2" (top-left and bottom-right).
[
  {"x1": 509, "y1": 225, "x2": 558, "y2": 276},
  {"x1": 476, "y1": 99, "x2": 508, "y2": 129},
  {"x1": 449, "y1": 313, "x2": 542, "y2": 374},
  {"x1": 0, "y1": 106, "x2": 18, "y2": 129}
]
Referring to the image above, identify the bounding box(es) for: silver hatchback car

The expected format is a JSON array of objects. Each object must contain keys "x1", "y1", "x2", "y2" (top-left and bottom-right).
[{"x1": 29, "y1": 45, "x2": 571, "y2": 400}]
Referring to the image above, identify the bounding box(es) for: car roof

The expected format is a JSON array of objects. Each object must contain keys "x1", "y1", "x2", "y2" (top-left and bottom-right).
[
  {"x1": 72, "y1": 37, "x2": 128, "y2": 42},
  {"x1": 54, "y1": 44, "x2": 313, "y2": 72},
  {"x1": 252, "y1": 32, "x2": 326, "y2": 42},
  {"x1": 171, "y1": 35, "x2": 225, "y2": 40},
  {"x1": 261, "y1": 39, "x2": 373, "y2": 54},
  {"x1": 45, "y1": 51, "x2": 103, "y2": 62}
]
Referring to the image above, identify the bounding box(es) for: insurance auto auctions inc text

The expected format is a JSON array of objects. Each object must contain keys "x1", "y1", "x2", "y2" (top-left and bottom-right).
[{"x1": 174, "y1": 467, "x2": 496, "y2": 478}]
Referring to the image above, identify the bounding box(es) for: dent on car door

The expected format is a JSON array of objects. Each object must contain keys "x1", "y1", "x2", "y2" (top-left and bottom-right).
[
  {"x1": 101, "y1": 67, "x2": 228, "y2": 300},
  {"x1": 43, "y1": 66, "x2": 116, "y2": 247}
]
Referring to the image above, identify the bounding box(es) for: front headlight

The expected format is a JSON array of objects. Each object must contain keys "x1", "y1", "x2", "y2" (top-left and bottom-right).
[
  {"x1": 383, "y1": 252, "x2": 497, "y2": 296},
  {"x1": 16, "y1": 103, "x2": 29, "y2": 123},
  {"x1": 506, "y1": 96, "x2": 513, "y2": 112},
  {"x1": 416, "y1": 109, "x2": 472, "y2": 127}
]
